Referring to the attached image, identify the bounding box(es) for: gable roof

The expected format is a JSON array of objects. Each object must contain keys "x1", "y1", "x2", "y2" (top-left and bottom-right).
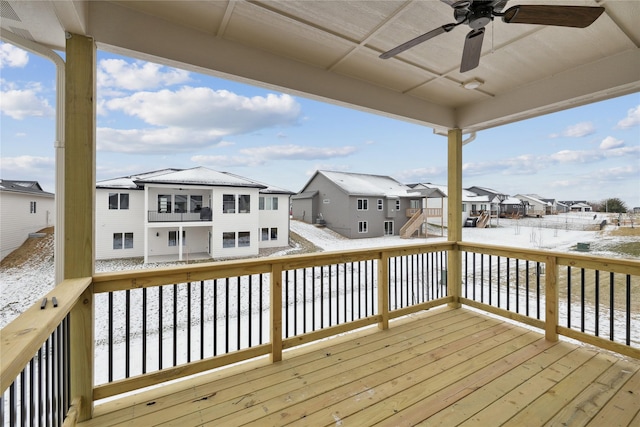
[
  {"x1": 0, "y1": 180, "x2": 54, "y2": 197},
  {"x1": 308, "y1": 170, "x2": 420, "y2": 198}
]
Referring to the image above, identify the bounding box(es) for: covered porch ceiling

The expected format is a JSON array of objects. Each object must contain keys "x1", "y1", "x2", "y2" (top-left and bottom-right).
[{"x1": 1, "y1": 0, "x2": 639, "y2": 134}]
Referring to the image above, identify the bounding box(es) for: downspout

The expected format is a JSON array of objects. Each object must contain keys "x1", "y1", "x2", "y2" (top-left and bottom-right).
[
  {"x1": 0, "y1": 30, "x2": 65, "y2": 284},
  {"x1": 462, "y1": 131, "x2": 476, "y2": 146}
]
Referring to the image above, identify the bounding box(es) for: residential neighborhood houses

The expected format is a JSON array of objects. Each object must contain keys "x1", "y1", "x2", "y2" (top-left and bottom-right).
[
  {"x1": 0, "y1": 169, "x2": 630, "y2": 262},
  {"x1": 0, "y1": 180, "x2": 55, "y2": 260},
  {"x1": 95, "y1": 167, "x2": 293, "y2": 262}
]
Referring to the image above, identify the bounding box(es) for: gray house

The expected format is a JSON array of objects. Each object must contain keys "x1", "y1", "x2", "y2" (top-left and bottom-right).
[{"x1": 292, "y1": 171, "x2": 430, "y2": 239}]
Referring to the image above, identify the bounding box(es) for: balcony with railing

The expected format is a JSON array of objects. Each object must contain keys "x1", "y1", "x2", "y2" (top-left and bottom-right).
[
  {"x1": 2, "y1": 242, "x2": 638, "y2": 426},
  {"x1": 147, "y1": 208, "x2": 212, "y2": 223}
]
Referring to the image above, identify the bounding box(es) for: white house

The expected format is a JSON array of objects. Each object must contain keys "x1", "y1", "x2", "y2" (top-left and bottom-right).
[
  {"x1": 0, "y1": 180, "x2": 55, "y2": 260},
  {"x1": 413, "y1": 183, "x2": 483, "y2": 227},
  {"x1": 515, "y1": 194, "x2": 549, "y2": 217},
  {"x1": 96, "y1": 167, "x2": 293, "y2": 262}
]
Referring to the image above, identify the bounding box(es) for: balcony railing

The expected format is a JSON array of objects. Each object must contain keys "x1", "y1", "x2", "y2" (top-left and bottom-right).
[
  {"x1": 147, "y1": 210, "x2": 212, "y2": 222},
  {"x1": 1, "y1": 243, "x2": 638, "y2": 425}
]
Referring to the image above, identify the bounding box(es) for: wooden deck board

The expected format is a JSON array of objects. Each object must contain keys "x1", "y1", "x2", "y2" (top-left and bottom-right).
[{"x1": 78, "y1": 307, "x2": 640, "y2": 427}]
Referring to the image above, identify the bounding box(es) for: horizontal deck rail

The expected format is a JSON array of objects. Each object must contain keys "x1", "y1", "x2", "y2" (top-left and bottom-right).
[{"x1": 2, "y1": 242, "x2": 638, "y2": 425}]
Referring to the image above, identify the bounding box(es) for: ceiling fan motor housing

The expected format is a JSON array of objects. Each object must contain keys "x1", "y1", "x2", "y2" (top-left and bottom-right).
[{"x1": 468, "y1": 5, "x2": 493, "y2": 29}]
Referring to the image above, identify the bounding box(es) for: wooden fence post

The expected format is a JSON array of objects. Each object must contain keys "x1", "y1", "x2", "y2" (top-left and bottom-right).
[
  {"x1": 270, "y1": 264, "x2": 283, "y2": 362},
  {"x1": 545, "y1": 255, "x2": 559, "y2": 341},
  {"x1": 378, "y1": 253, "x2": 389, "y2": 330}
]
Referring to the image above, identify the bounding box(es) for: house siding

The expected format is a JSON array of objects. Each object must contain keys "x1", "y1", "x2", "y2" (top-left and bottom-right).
[
  {"x1": 95, "y1": 189, "x2": 145, "y2": 260},
  {"x1": 0, "y1": 191, "x2": 55, "y2": 260},
  {"x1": 258, "y1": 194, "x2": 290, "y2": 249}
]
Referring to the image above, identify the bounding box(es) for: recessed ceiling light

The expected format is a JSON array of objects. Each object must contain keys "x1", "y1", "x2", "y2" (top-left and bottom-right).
[{"x1": 463, "y1": 79, "x2": 483, "y2": 90}]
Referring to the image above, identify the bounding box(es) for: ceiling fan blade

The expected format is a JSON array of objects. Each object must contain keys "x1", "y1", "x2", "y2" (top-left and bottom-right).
[
  {"x1": 460, "y1": 28, "x2": 485, "y2": 73},
  {"x1": 380, "y1": 24, "x2": 456, "y2": 59},
  {"x1": 502, "y1": 5, "x2": 605, "y2": 28}
]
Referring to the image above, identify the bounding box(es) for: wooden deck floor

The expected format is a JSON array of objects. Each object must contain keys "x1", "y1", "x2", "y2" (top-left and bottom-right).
[{"x1": 79, "y1": 307, "x2": 640, "y2": 426}]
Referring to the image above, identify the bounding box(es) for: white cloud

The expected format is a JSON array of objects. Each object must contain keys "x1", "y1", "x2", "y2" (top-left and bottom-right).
[
  {"x1": 0, "y1": 43, "x2": 29, "y2": 69},
  {"x1": 191, "y1": 144, "x2": 357, "y2": 168},
  {"x1": 1, "y1": 155, "x2": 55, "y2": 171},
  {"x1": 616, "y1": 105, "x2": 640, "y2": 129},
  {"x1": 0, "y1": 83, "x2": 54, "y2": 119},
  {"x1": 393, "y1": 167, "x2": 445, "y2": 182},
  {"x1": 97, "y1": 127, "x2": 227, "y2": 153},
  {"x1": 97, "y1": 59, "x2": 190, "y2": 91},
  {"x1": 239, "y1": 144, "x2": 356, "y2": 161},
  {"x1": 305, "y1": 164, "x2": 351, "y2": 176},
  {"x1": 599, "y1": 136, "x2": 624, "y2": 150},
  {"x1": 549, "y1": 121, "x2": 595, "y2": 138}
]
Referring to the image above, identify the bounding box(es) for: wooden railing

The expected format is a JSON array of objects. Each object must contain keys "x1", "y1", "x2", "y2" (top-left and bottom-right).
[{"x1": 1, "y1": 243, "x2": 638, "y2": 425}]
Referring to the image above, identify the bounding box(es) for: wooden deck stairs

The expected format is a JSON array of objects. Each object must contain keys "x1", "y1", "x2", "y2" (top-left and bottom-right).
[{"x1": 400, "y1": 208, "x2": 426, "y2": 238}]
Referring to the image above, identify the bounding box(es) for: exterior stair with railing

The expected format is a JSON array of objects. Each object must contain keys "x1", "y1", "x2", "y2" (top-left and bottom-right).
[{"x1": 400, "y1": 208, "x2": 427, "y2": 238}]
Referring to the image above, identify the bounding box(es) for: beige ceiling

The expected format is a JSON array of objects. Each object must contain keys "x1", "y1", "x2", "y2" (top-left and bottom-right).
[{"x1": 1, "y1": 0, "x2": 639, "y2": 134}]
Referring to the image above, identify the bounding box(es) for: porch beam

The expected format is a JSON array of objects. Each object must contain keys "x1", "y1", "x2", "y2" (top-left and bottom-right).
[
  {"x1": 447, "y1": 129, "x2": 463, "y2": 308},
  {"x1": 65, "y1": 32, "x2": 96, "y2": 421}
]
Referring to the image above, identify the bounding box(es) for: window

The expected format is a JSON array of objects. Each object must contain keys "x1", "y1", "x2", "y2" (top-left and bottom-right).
[
  {"x1": 462, "y1": 204, "x2": 467, "y2": 212},
  {"x1": 377, "y1": 199, "x2": 383, "y2": 210},
  {"x1": 223, "y1": 194, "x2": 235, "y2": 213},
  {"x1": 238, "y1": 231, "x2": 250, "y2": 247},
  {"x1": 168, "y1": 231, "x2": 177, "y2": 247},
  {"x1": 410, "y1": 199, "x2": 421, "y2": 209},
  {"x1": 190, "y1": 195, "x2": 202, "y2": 212},
  {"x1": 259, "y1": 196, "x2": 279, "y2": 210},
  {"x1": 175, "y1": 194, "x2": 187, "y2": 213},
  {"x1": 158, "y1": 195, "x2": 171, "y2": 213},
  {"x1": 357, "y1": 199, "x2": 368, "y2": 211},
  {"x1": 113, "y1": 233, "x2": 122, "y2": 249},
  {"x1": 270, "y1": 228, "x2": 278, "y2": 240},
  {"x1": 395, "y1": 200, "x2": 401, "y2": 211},
  {"x1": 480, "y1": 204, "x2": 487, "y2": 211},
  {"x1": 110, "y1": 193, "x2": 129, "y2": 209},
  {"x1": 223, "y1": 232, "x2": 236, "y2": 248},
  {"x1": 384, "y1": 221, "x2": 394, "y2": 235},
  {"x1": 30, "y1": 201, "x2": 36, "y2": 213},
  {"x1": 113, "y1": 232, "x2": 134, "y2": 249},
  {"x1": 238, "y1": 195, "x2": 250, "y2": 213},
  {"x1": 261, "y1": 227, "x2": 269, "y2": 241},
  {"x1": 358, "y1": 221, "x2": 368, "y2": 233}
]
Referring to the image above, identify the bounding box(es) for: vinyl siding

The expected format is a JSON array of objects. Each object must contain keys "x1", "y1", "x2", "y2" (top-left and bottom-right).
[
  {"x1": 0, "y1": 192, "x2": 55, "y2": 260},
  {"x1": 95, "y1": 189, "x2": 145, "y2": 260}
]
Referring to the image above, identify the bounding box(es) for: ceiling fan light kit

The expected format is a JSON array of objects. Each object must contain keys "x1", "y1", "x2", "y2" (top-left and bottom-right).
[
  {"x1": 463, "y1": 78, "x2": 484, "y2": 90},
  {"x1": 380, "y1": 0, "x2": 605, "y2": 73}
]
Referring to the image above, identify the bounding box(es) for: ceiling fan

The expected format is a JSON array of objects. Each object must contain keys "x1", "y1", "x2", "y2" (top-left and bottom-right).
[{"x1": 379, "y1": 0, "x2": 605, "y2": 73}]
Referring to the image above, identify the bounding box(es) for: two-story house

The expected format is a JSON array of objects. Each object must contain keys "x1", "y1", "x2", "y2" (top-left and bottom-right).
[
  {"x1": 292, "y1": 171, "x2": 441, "y2": 239},
  {"x1": 96, "y1": 167, "x2": 293, "y2": 262}
]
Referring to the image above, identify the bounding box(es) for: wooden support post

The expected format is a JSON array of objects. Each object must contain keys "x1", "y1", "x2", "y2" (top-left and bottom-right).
[
  {"x1": 378, "y1": 253, "x2": 389, "y2": 330},
  {"x1": 270, "y1": 264, "x2": 283, "y2": 362},
  {"x1": 65, "y1": 32, "x2": 96, "y2": 422},
  {"x1": 447, "y1": 129, "x2": 463, "y2": 308},
  {"x1": 545, "y1": 255, "x2": 559, "y2": 342}
]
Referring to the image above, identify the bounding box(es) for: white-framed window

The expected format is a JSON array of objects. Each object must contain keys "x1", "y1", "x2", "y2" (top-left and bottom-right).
[
  {"x1": 260, "y1": 227, "x2": 279, "y2": 241},
  {"x1": 395, "y1": 200, "x2": 401, "y2": 211},
  {"x1": 384, "y1": 221, "x2": 394, "y2": 235},
  {"x1": 238, "y1": 195, "x2": 251, "y2": 213},
  {"x1": 462, "y1": 203, "x2": 467, "y2": 212},
  {"x1": 190, "y1": 195, "x2": 203, "y2": 212},
  {"x1": 175, "y1": 194, "x2": 187, "y2": 213},
  {"x1": 223, "y1": 194, "x2": 235, "y2": 213},
  {"x1": 480, "y1": 204, "x2": 487, "y2": 211},
  {"x1": 259, "y1": 196, "x2": 279, "y2": 210},
  {"x1": 113, "y1": 232, "x2": 133, "y2": 249},
  {"x1": 377, "y1": 199, "x2": 383, "y2": 210},
  {"x1": 168, "y1": 231, "x2": 177, "y2": 247},
  {"x1": 238, "y1": 231, "x2": 250, "y2": 247},
  {"x1": 357, "y1": 199, "x2": 368, "y2": 211},
  {"x1": 158, "y1": 195, "x2": 171, "y2": 213},
  {"x1": 109, "y1": 193, "x2": 129, "y2": 210},
  {"x1": 223, "y1": 231, "x2": 236, "y2": 248},
  {"x1": 30, "y1": 201, "x2": 36, "y2": 213},
  {"x1": 358, "y1": 221, "x2": 368, "y2": 233}
]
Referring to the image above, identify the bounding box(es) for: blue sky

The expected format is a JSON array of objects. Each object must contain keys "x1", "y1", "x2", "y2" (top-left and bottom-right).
[{"x1": 1, "y1": 42, "x2": 639, "y2": 207}]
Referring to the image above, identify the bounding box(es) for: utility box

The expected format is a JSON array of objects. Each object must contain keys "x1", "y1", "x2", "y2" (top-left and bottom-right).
[{"x1": 577, "y1": 242, "x2": 590, "y2": 252}]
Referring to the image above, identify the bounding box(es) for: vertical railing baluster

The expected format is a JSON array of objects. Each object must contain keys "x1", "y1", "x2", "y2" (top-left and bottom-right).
[
  {"x1": 581, "y1": 268, "x2": 586, "y2": 333},
  {"x1": 201, "y1": 281, "x2": 205, "y2": 359},
  {"x1": 159, "y1": 286, "x2": 163, "y2": 370},
  {"x1": 126, "y1": 289, "x2": 131, "y2": 378},
  {"x1": 567, "y1": 266, "x2": 572, "y2": 328},
  {"x1": 626, "y1": 274, "x2": 631, "y2": 346},
  {"x1": 536, "y1": 262, "x2": 541, "y2": 320},
  {"x1": 595, "y1": 270, "x2": 600, "y2": 337},
  {"x1": 488, "y1": 255, "x2": 492, "y2": 306},
  {"x1": 293, "y1": 270, "x2": 298, "y2": 336},
  {"x1": 312, "y1": 267, "x2": 316, "y2": 331},
  {"x1": 525, "y1": 260, "x2": 530, "y2": 316},
  {"x1": 186, "y1": 283, "x2": 191, "y2": 363},
  {"x1": 225, "y1": 278, "x2": 230, "y2": 354},
  {"x1": 320, "y1": 266, "x2": 324, "y2": 328},
  {"x1": 285, "y1": 270, "x2": 289, "y2": 337},
  {"x1": 515, "y1": 259, "x2": 520, "y2": 314},
  {"x1": 506, "y1": 258, "x2": 510, "y2": 311},
  {"x1": 108, "y1": 292, "x2": 113, "y2": 382},
  {"x1": 497, "y1": 257, "x2": 501, "y2": 308},
  {"x1": 143, "y1": 287, "x2": 147, "y2": 373},
  {"x1": 20, "y1": 370, "x2": 26, "y2": 427},
  {"x1": 237, "y1": 277, "x2": 241, "y2": 350},
  {"x1": 259, "y1": 274, "x2": 264, "y2": 344},
  {"x1": 214, "y1": 279, "x2": 218, "y2": 356},
  {"x1": 609, "y1": 272, "x2": 614, "y2": 341},
  {"x1": 173, "y1": 284, "x2": 177, "y2": 366}
]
